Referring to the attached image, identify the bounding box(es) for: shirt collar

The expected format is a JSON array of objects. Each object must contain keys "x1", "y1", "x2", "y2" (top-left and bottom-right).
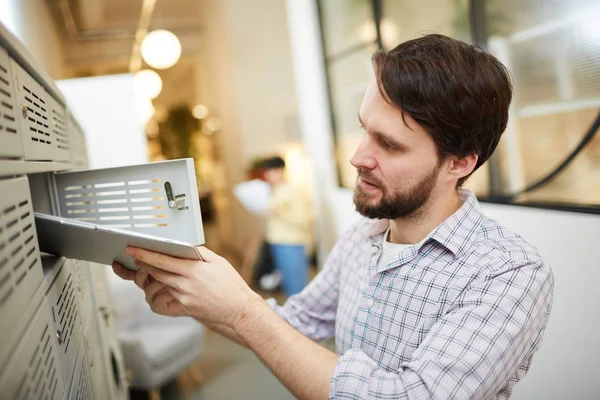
[{"x1": 366, "y1": 189, "x2": 483, "y2": 257}]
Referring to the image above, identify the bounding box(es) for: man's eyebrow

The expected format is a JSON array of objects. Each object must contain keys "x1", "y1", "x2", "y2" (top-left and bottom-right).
[{"x1": 358, "y1": 113, "x2": 405, "y2": 149}]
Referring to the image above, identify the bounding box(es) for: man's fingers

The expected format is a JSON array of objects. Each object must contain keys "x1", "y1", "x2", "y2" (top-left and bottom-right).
[
  {"x1": 112, "y1": 263, "x2": 136, "y2": 281},
  {"x1": 138, "y1": 261, "x2": 188, "y2": 293},
  {"x1": 152, "y1": 291, "x2": 186, "y2": 317},
  {"x1": 144, "y1": 278, "x2": 166, "y2": 303},
  {"x1": 126, "y1": 247, "x2": 193, "y2": 276},
  {"x1": 134, "y1": 268, "x2": 151, "y2": 289}
]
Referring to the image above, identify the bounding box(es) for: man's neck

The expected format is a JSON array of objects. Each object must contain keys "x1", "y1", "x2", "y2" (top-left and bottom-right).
[{"x1": 387, "y1": 189, "x2": 462, "y2": 245}]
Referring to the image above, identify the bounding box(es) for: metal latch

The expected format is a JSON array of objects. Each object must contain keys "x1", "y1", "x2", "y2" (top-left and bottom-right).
[{"x1": 164, "y1": 181, "x2": 189, "y2": 210}]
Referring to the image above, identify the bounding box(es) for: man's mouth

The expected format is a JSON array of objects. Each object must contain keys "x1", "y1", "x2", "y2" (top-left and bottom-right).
[{"x1": 357, "y1": 175, "x2": 380, "y2": 191}]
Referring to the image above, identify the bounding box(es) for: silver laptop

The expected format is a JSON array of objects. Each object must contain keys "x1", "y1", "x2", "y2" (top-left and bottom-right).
[{"x1": 35, "y1": 213, "x2": 203, "y2": 271}]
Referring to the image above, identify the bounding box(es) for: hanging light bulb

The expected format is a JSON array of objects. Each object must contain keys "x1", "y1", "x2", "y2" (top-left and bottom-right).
[
  {"x1": 134, "y1": 69, "x2": 163, "y2": 99},
  {"x1": 192, "y1": 104, "x2": 208, "y2": 119},
  {"x1": 141, "y1": 29, "x2": 182, "y2": 69}
]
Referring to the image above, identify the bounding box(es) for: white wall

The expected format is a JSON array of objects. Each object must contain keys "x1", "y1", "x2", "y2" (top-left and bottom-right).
[
  {"x1": 0, "y1": 0, "x2": 67, "y2": 79},
  {"x1": 480, "y1": 204, "x2": 600, "y2": 400},
  {"x1": 194, "y1": 0, "x2": 306, "y2": 256},
  {"x1": 57, "y1": 74, "x2": 149, "y2": 169}
]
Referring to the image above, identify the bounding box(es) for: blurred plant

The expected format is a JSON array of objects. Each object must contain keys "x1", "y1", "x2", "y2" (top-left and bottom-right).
[{"x1": 157, "y1": 105, "x2": 200, "y2": 159}]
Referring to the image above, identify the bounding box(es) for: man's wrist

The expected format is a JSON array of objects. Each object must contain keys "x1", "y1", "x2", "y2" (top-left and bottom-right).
[{"x1": 233, "y1": 292, "x2": 272, "y2": 341}]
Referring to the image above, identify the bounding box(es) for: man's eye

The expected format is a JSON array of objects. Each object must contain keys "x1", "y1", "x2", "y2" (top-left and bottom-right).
[{"x1": 379, "y1": 138, "x2": 395, "y2": 150}]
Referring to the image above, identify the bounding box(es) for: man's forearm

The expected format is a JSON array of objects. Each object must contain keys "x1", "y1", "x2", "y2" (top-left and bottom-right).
[
  {"x1": 234, "y1": 295, "x2": 339, "y2": 400},
  {"x1": 199, "y1": 319, "x2": 247, "y2": 347}
]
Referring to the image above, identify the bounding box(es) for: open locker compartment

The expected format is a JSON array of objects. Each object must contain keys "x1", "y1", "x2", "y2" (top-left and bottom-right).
[{"x1": 51, "y1": 158, "x2": 205, "y2": 245}]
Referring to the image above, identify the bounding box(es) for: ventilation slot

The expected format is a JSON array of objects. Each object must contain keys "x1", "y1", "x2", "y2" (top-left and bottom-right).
[
  {"x1": 61, "y1": 179, "x2": 166, "y2": 229},
  {"x1": 56, "y1": 273, "x2": 76, "y2": 355},
  {"x1": 23, "y1": 85, "x2": 50, "y2": 145},
  {"x1": 15, "y1": 322, "x2": 60, "y2": 400},
  {"x1": 51, "y1": 108, "x2": 69, "y2": 151},
  {"x1": 74, "y1": 351, "x2": 92, "y2": 400},
  {"x1": 0, "y1": 53, "x2": 18, "y2": 137},
  {"x1": 0, "y1": 194, "x2": 39, "y2": 308}
]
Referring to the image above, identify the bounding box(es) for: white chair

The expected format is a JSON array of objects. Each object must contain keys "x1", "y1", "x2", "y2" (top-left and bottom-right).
[{"x1": 107, "y1": 274, "x2": 205, "y2": 397}]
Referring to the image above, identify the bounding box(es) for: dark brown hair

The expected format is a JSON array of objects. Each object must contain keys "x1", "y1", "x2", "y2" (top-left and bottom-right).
[{"x1": 372, "y1": 33, "x2": 512, "y2": 186}]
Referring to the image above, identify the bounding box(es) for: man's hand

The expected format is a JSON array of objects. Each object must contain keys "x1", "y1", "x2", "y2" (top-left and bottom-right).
[
  {"x1": 112, "y1": 263, "x2": 186, "y2": 317},
  {"x1": 121, "y1": 246, "x2": 261, "y2": 329}
]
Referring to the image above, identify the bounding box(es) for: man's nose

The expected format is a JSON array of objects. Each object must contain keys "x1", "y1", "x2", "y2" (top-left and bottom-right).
[{"x1": 350, "y1": 137, "x2": 377, "y2": 170}]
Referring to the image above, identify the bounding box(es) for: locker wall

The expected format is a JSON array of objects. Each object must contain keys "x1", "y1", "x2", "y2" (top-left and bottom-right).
[{"x1": 0, "y1": 20, "x2": 128, "y2": 400}]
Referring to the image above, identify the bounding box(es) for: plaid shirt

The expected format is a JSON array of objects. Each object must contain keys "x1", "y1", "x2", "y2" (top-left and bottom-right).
[{"x1": 270, "y1": 189, "x2": 554, "y2": 399}]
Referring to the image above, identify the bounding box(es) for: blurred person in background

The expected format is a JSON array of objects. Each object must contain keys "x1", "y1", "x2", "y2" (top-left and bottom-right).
[
  {"x1": 261, "y1": 156, "x2": 312, "y2": 296},
  {"x1": 113, "y1": 34, "x2": 554, "y2": 399}
]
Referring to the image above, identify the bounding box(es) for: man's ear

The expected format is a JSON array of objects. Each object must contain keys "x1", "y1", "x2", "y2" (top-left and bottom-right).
[{"x1": 447, "y1": 154, "x2": 478, "y2": 182}]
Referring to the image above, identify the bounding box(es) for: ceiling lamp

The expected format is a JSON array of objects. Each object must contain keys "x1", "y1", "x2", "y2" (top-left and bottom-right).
[
  {"x1": 134, "y1": 69, "x2": 163, "y2": 99},
  {"x1": 192, "y1": 104, "x2": 208, "y2": 119},
  {"x1": 141, "y1": 29, "x2": 182, "y2": 69}
]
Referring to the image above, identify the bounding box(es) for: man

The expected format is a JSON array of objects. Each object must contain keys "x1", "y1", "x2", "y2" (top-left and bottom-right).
[
  {"x1": 113, "y1": 34, "x2": 553, "y2": 399},
  {"x1": 262, "y1": 156, "x2": 312, "y2": 296}
]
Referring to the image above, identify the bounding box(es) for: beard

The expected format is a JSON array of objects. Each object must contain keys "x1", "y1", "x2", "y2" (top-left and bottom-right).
[{"x1": 353, "y1": 164, "x2": 441, "y2": 220}]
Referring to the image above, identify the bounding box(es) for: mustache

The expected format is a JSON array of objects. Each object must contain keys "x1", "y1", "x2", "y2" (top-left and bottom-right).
[{"x1": 357, "y1": 169, "x2": 384, "y2": 188}]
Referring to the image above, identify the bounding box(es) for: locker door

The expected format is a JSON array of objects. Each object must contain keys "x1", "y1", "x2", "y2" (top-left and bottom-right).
[
  {"x1": 0, "y1": 177, "x2": 44, "y2": 347},
  {"x1": 0, "y1": 46, "x2": 23, "y2": 158},
  {"x1": 52, "y1": 158, "x2": 204, "y2": 245}
]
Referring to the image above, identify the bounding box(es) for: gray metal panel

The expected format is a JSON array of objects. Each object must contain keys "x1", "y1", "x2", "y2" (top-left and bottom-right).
[
  {"x1": 83, "y1": 311, "x2": 108, "y2": 400},
  {"x1": 0, "y1": 160, "x2": 71, "y2": 177},
  {"x1": 0, "y1": 297, "x2": 66, "y2": 400},
  {"x1": 53, "y1": 158, "x2": 205, "y2": 245},
  {"x1": 67, "y1": 340, "x2": 93, "y2": 400},
  {"x1": 44, "y1": 259, "x2": 84, "y2": 386},
  {"x1": 67, "y1": 112, "x2": 88, "y2": 170},
  {"x1": 10, "y1": 58, "x2": 54, "y2": 161},
  {"x1": 88, "y1": 265, "x2": 128, "y2": 400},
  {"x1": 0, "y1": 176, "x2": 44, "y2": 345},
  {"x1": 46, "y1": 94, "x2": 71, "y2": 162},
  {"x1": 73, "y1": 260, "x2": 94, "y2": 327},
  {"x1": 35, "y1": 213, "x2": 202, "y2": 271},
  {"x1": 0, "y1": 46, "x2": 22, "y2": 158}
]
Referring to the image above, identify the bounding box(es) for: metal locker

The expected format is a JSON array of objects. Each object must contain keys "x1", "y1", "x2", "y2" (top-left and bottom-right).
[
  {"x1": 52, "y1": 158, "x2": 205, "y2": 244},
  {"x1": 0, "y1": 297, "x2": 66, "y2": 400},
  {"x1": 82, "y1": 310, "x2": 109, "y2": 400},
  {"x1": 67, "y1": 340, "x2": 93, "y2": 400},
  {"x1": 67, "y1": 113, "x2": 88, "y2": 170},
  {"x1": 0, "y1": 176, "x2": 44, "y2": 348},
  {"x1": 46, "y1": 94, "x2": 71, "y2": 162},
  {"x1": 73, "y1": 259, "x2": 94, "y2": 328},
  {"x1": 88, "y1": 265, "x2": 128, "y2": 400},
  {"x1": 0, "y1": 46, "x2": 23, "y2": 158},
  {"x1": 44, "y1": 259, "x2": 84, "y2": 389},
  {"x1": 10, "y1": 58, "x2": 54, "y2": 162}
]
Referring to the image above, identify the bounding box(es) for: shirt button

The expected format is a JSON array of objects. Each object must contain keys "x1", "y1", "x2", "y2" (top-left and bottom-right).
[
  {"x1": 366, "y1": 298, "x2": 374, "y2": 308},
  {"x1": 370, "y1": 245, "x2": 378, "y2": 255}
]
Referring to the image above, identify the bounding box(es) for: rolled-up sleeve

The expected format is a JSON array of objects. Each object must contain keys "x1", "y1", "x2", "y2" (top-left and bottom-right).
[{"x1": 329, "y1": 260, "x2": 554, "y2": 399}]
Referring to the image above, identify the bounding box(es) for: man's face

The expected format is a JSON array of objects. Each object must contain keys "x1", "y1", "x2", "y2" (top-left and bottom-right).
[{"x1": 351, "y1": 81, "x2": 444, "y2": 220}]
